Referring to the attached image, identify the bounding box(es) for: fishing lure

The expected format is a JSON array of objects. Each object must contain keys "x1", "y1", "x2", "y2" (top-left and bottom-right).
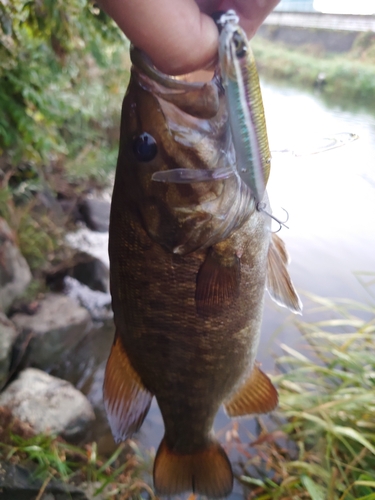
[
  {"x1": 217, "y1": 10, "x2": 271, "y2": 205},
  {"x1": 152, "y1": 9, "x2": 272, "y2": 204}
]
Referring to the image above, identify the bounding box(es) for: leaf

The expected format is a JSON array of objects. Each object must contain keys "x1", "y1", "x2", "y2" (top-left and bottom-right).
[
  {"x1": 355, "y1": 481, "x2": 375, "y2": 488},
  {"x1": 355, "y1": 494, "x2": 375, "y2": 500},
  {"x1": 301, "y1": 475, "x2": 325, "y2": 500},
  {"x1": 240, "y1": 476, "x2": 266, "y2": 487},
  {"x1": 334, "y1": 426, "x2": 375, "y2": 455}
]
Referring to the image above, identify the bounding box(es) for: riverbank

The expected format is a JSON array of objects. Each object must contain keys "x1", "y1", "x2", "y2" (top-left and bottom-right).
[
  {"x1": 2, "y1": 10, "x2": 375, "y2": 497},
  {"x1": 2, "y1": 294, "x2": 375, "y2": 499},
  {"x1": 252, "y1": 31, "x2": 375, "y2": 108}
]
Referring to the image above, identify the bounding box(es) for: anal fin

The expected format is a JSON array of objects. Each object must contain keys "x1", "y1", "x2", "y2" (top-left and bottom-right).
[
  {"x1": 103, "y1": 332, "x2": 153, "y2": 442},
  {"x1": 224, "y1": 365, "x2": 278, "y2": 417},
  {"x1": 195, "y1": 246, "x2": 240, "y2": 315},
  {"x1": 267, "y1": 233, "x2": 302, "y2": 314}
]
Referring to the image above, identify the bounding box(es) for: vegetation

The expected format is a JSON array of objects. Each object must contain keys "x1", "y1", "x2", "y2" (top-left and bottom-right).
[
  {"x1": 252, "y1": 32, "x2": 375, "y2": 108},
  {"x1": 0, "y1": 0, "x2": 128, "y2": 165},
  {"x1": 0, "y1": 408, "x2": 154, "y2": 499},
  {"x1": 0, "y1": 0, "x2": 129, "y2": 272},
  {"x1": 235, "y1": 293, "x2": 375, "y2": 500}
]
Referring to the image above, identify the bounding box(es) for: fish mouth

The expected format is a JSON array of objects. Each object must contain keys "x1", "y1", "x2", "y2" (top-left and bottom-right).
[
  {"x1": 130, "y1": 45, "x2": 236, "y2": 187},
  {"x1": 130, "y1": 46, "x2": 215, "y2": 91},
  {"x1": 130, "y1": 46, "x2": 222, "y2": 120}
]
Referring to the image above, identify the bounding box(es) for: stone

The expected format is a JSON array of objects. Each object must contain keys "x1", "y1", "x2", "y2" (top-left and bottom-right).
[
  {"x1": 64, "y1": 277, "x2": 112, "y2": 322},
  {"x1": 11, "y1": 293, "x2": 92, "y2": 370},
  {"x1": 47, "y1": 252, "x2": 109, "y2": 294},
  {"x1": 65, "y1": 228, "x2": 109, "y2": 268},
  {"x1": 0, "y1": 217, "x2": 32, "y2": 314},
  {"x1": 46, "y1": 320, "x2": 115, "y2": 455},
  {"x1": 0, "y1": 368, "x2": 95, "y2": 440},
  {"x1": 0, "y1": 406, "x2": 35, "y2": 443},
  {"x1": 0, "y1": 313, "x2": 18, "y2": 390},
  {"x1": 0, "y1": 462, "x2": 89, "y2": 500},
  {"x1": 78, "y1": 198, "x2": 110, "y2": 232},
  {"x1": 72, "y1": 255, "x2": 109, "y2": 293}
]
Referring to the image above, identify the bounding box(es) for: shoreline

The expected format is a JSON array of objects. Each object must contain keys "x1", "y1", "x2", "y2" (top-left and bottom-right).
[{"x1": 252, "y1": 32, "x2": 375, "y2": 110}]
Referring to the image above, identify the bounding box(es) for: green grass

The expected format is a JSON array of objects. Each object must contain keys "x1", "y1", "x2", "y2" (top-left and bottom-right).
[
  {"x1": 0, "y1": 430, "x2": 155, "y2": 499},
  {"x1": 238, "y1": 292, "x2": 375, "y2": 500},
  {"x1": 64, "y1": 141, "x2": 119, "y2": 186},
  {"x1": 0, "y1": 183, "x2": 71, "y2": 273},
  {"x1": 252, "y1": 36, "x2": 375, "y2": 109}
]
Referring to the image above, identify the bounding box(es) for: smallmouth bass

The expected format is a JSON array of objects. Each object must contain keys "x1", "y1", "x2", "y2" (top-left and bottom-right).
[{"x1": 104, "y1": 33, "x2": 302, "y2": 498}]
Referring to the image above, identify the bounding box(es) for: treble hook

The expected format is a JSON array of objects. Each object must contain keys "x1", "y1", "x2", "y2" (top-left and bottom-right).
[{"x1": 256, "y1": 203, "x2": 289, "y2": 233}]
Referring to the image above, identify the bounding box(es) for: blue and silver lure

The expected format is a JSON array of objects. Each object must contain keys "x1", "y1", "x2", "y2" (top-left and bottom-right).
[
  {"x1": 152, "y1": 9, "x2": 272, "y2": 205},
  {"x1": 217, "y1": 10, "x2": 271, "y2": 205}
]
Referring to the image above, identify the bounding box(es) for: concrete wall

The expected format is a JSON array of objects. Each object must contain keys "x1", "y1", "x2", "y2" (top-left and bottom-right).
[{"x1": 257, "y1": 24, "x2": 359, "y2": 53}]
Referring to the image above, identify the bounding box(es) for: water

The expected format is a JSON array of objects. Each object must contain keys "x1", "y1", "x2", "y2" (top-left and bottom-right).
[
  {"x1": 264, "y1": 81, "x2": 375, "y2": 304},
  {"x1": 65, "y1": 80, "x2": 375, "y2": 494}
]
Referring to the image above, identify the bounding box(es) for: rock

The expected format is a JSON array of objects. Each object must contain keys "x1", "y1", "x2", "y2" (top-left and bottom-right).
[
  {"x1": 0, "y1": 406, "x2": 35, "y2": 443},
  {"x1": 72, "y1": 255, "x2": 109, "y2": 293},
  {"x1": 78, "y1": 198, "x2": 110, "y2": 232},
  {"x1": 0, "y1": 368, "x2": 95, "y2": 440},
  {"x1": 0, "y1": 313, "x2": 18, "y2": 390},
  {"x1": 64, "y1": 277, "x2": 112, "y2": 322},
  {"x1": 65, "y1": 228, "x2": 109, "y2": 268},
  {"x1": 0, "y1": 462, "x2": 89, "y2": 500},
  {"x1": 46, "y1": 251, "x2": 109, "y2": 294},
  {"x1": 46, "y1": 320, "x2": 115, "y2": 454},
  {"x1": 0, "y1": 217, "x2": 32, "y2": 314},
  {"x1": 11, "y1": 293, "x2": 92, "y2": 370},
  {"x1": 58, "y1": 195, "x2": 81, "y2": 223}
]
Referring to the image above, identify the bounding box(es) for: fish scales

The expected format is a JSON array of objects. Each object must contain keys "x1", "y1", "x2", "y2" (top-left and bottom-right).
[
  {"x1": 104, "y1": 32, "x2": 301, "y2": 498},
  {"x1": 109, "y1": 198, "x2": 268, "y2": 417}
]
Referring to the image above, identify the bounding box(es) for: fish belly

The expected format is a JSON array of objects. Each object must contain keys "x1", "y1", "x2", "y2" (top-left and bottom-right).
[{"x1": 109, "y1": 198, "x2": 269, "y2": 449}]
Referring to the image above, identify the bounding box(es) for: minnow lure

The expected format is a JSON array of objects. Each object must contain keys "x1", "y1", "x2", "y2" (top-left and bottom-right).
[{"x1": 217, "y1": 10, "x2": 271, "y2": 205}]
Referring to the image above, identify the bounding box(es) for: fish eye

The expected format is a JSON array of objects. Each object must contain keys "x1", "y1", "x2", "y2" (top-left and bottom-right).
[
  {"x1": 132, "y1": 133, "x2": 158, "y2": 162},
  {"x1": 232, "y1": 31, "x2": 247, "y2": 58}
]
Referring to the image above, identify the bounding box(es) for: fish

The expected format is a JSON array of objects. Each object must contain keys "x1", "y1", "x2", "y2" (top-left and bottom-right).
[
  {"x1": 103, "y1": 38, "x2": 302, "y2": 498},
  {"x1": 218, "y1": 10, "x2": 271, "y2": 206}
]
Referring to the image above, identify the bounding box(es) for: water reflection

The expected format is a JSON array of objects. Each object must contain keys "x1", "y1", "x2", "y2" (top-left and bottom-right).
[{"x1": 263, "y1": 80, "x2": 375, "y2": 302}]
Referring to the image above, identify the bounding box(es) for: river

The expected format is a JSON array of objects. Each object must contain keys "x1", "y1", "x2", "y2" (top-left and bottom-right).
[
  {"x1": 260, "y1": 79, "x2": 375, "y2": 356},
  {"x1": 66, "y1": 78, "x2": 375, "y2": 495}
]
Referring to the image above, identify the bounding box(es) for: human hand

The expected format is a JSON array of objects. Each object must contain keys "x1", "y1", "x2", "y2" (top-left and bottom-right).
[{"x1": 99, "y1": 0, "x2": 279, "y2": 75}]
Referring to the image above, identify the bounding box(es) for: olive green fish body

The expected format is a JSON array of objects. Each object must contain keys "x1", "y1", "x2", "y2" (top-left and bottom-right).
[
  {"x1": 104, "y1": 45, "x2": 301, "y2": 498},
  {"x1": 109, "y1": 194, "x2": 269, "y2": 445}
]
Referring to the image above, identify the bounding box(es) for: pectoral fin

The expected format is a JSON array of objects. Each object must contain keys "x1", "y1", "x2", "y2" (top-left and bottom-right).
[
  {"x1": 224, "y1": 365, "x2": 278, "y2": 417},
  {"x1": 195, "y1": 246, "x2": 240, "y2": 315},
  {"x1": 103, "y1": 332, "x2": 153, "y2": 442},
  {"x1": 267, "y1": 233, "x2": 302, "y2": 314}
]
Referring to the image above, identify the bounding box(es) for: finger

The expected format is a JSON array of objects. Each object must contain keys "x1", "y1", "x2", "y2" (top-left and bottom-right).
[{"x1": 100, "y1": 0, "x2": 219, "y2": 75}]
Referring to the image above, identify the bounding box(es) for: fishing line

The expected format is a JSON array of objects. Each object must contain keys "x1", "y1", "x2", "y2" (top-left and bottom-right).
[{"x1": 257, "y1": 203, "x2": 289, "y2": 233}]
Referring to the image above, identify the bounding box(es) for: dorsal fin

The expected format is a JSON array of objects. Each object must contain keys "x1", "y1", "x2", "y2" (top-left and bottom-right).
[
  {"x1": 103, "y1": 333, "x2": 153, "y2": 442},
  {"x1": 267, "y1": 233, "x2": 302, "y2": 314}
]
